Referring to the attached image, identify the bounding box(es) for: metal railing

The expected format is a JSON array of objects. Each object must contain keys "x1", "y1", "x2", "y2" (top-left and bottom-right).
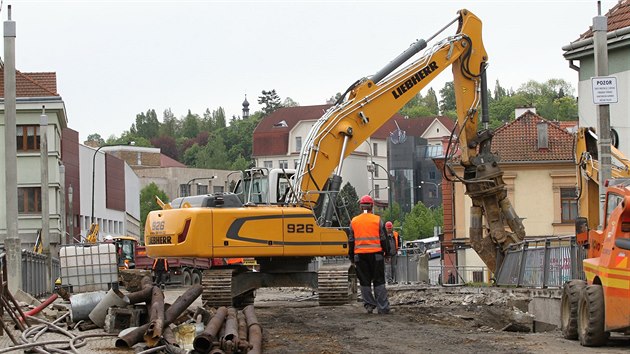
[
  {"x1": 21, "y1": 250, "x2": 60, "y2": 298},
  {"x1": 0, "y1": 249, "x2": 62, "y2": 298},
  {"x1": 495, "y1": 235, "x2": 586, "y2": 288}
]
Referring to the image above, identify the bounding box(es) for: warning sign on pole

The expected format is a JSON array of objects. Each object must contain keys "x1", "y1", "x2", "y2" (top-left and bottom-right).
[{"x1": 591, "y1": 76, "x2": 618, "y2": 104}]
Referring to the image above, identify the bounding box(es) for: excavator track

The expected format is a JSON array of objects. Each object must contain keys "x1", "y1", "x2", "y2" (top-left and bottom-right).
[
  {"x1": 201, "y1": 268, "x2": 233, "y2": 307},
  {"x1": 317, "y1": 264, "x2": 356, "y2": 306}
]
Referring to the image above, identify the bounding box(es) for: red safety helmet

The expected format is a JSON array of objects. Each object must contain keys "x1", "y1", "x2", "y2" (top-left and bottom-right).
[
  {"x1": 359, "y1": 195, "x2": 374, "y2": 205},
  {"x1": 385, "y1": 221, "x2": 393, "y2": 229}
]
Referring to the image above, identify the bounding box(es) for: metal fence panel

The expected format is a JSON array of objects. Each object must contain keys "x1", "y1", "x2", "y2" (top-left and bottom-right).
[
  {"x1": 495, "y1": 249, "x2": 521, "y2": 285},
  {"x1": 21, "y1": 250, "x2": 60, "y2": 298},
  {"x1": 495, "y1": 236, "x2": 587, "y2": 289}
]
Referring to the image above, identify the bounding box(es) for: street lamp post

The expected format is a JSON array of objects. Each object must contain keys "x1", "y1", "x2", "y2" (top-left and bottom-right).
[
  {"x1": 91, "y1": 142, "x2": 133, "y2": 230},
  {"x1": 418, "y1": 181, "x2": 442, "y2": 207},
  {"x1": 419, "y1": 180, "x2": 441, "y2": 193},
  {"x1": 67, "y1": 184, "x2": 73, "y2": 244},
  {"x1": 185, "y1": 176, "x2": 217, "y2": 196}
]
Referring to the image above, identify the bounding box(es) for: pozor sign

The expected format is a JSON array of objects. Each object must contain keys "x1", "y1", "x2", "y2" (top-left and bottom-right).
[{"x1": 591, "y1": 76, "x2": 618, "y2": 104}]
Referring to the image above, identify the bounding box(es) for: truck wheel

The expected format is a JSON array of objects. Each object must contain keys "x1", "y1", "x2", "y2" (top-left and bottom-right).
[
  {"x1": 183, "y1": 270, "x2": 192, "y2": 286},
  {"x1": 577, "y1": 284, "x2": 609, "y2": 346},
  {"x1": 192, "y1": 271, "x2": 201, "y2": 285},
  {"x1": 561, "y1": 280, "x2": 585, "y2": 339}
]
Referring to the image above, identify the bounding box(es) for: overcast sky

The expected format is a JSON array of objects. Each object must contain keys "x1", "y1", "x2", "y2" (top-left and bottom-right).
[{"x1": 5, "y1": 0, "x2": 617, "y2": 142}]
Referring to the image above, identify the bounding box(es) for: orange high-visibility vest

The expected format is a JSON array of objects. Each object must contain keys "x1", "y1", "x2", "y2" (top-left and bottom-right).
[
  {"x1": 152, "y1": 258, "x2": 168, "y2": 271},
  {"x1": 351, "y1": 213, "x2": 383, "y2": 254},
  {"x1": 393, "y1": 231, "x2": 400, "y2": 252}
]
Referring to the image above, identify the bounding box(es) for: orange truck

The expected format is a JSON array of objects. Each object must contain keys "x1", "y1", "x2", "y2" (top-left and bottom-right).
[{"x1": 561, "y1": 128, "x2": 630, "y2": 346}]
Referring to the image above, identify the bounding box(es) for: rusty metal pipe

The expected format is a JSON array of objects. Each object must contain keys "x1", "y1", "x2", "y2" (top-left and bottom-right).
[
  {"x1": 144, "y1": 286, "x2": 165, "y2": 346},
  {"x1": 193, "y1": 306, "x2": 228, "y2": 353},
  {"x1": 221, "y1": 307, "x2": 239, "y2": 353},
  {"x1": 243, "y1": 305, "x2": 262, "y2": 354},
  {"x1": 116, "y1": 284, "x2": 203, "y2": 348},
  {"x1": 0, "y1": 295, "x2": 25, "y2": 331},
  {"x1": 237, "y1": 310, "x2": 250, "y2": 353},
  {"x1": 125, "y1": 284, "x2": 154, "y2": 304}
]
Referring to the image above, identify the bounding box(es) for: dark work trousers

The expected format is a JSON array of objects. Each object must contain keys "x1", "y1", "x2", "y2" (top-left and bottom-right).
[{"x1": 354, "y1": 253, "x2": 390, "y2": 313}]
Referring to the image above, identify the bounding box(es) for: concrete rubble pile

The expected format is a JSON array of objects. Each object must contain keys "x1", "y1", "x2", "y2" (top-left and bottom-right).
[{"x1": 1, "y1": 276, "x2": 264, "y2": 353}]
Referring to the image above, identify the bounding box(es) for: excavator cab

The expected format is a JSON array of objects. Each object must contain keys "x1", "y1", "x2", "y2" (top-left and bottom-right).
[
  {"x1": 111, "y1": 236, "x2": 138, "y2": 270},
  {"x1": 232, "y1": 168, "x2": 295, "y2": 206}
]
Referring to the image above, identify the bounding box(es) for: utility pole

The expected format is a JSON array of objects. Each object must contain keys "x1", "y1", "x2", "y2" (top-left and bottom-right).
[
  {"x1": 3, "y1": 5, "x2": 22, "y2": 293},
  {"x1": 594, "y1": 1, "x2": 612, "y2": 228},
  {"x1": 40, "y1": 107, "x2": 52, "y2": 292}
]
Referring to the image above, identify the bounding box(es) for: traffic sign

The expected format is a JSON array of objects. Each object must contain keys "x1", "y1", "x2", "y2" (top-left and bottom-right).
[{"x1": 591, "y1": 76, "x2": 618, "y2": 104}]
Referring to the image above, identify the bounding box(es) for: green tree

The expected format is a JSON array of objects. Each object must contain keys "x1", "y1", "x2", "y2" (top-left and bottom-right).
[
  {"x1": 132, "y1": 109, "x2": 160, "y2": 140},
  {"x1": 182, "y1": 143, "x2": 202, "y2": 166},
  {"x1": 258, "y1": 89, "x2": 282, "y2": 115},
  {"x1": 401, "y1": 105, "x2": 435, "y2": 118},
  {"x1": 379, "y1": 202, "x2": 404, "y2": 229},
  {"x1": 140, "y1": 183, "x2": 169, "y2": 238},
  {"x1": 195, "y1": 135, "x2": 230, "y2": 169},
  {"x1": 86, "y1": 133, "x2": 105, "y2": 146},
  {"x1": 439, "y1": 81, "x2": 456, "y2": 115},
  {"x1": 402, "y1": 202, "x2": 438, "y2": 240},
  {"x1": 283, "y1": 97, "x2": 300, "y2": 107},
  {"x1": 553, "y1": 96, "x2": 578, "y2": 121},
  {"x1": 231, "y1": 155, "x2": 251, "y2": 171},
  {"x1": 182, "y1": 110, "x2": 200, "y2": 138},
  {"x1": 423, "y1": 88, "x2": 439, "y2": 115},
  {"x1": 337, "y1": 182, "x2": 360, "y2": 228},
  {"x1": 326, "y1": 92, "x2": 343, "y2": 104},
  {"x1": 213, "y1": 107, "x2": 227, "y2": 129},
  {"x1": 493, "y1": 79, "x2": 507, "y2": 101},
  {"x1": 160, "y1": 108, "x2": 180, "y2": 138}
]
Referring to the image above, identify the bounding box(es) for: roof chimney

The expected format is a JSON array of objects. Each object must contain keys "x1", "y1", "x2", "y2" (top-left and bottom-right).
[{"x1": 537, "y1": 122, "x2": 549, "y2": 150}]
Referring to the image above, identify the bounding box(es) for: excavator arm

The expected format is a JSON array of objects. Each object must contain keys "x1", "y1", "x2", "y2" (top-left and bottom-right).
[
  {"x1": 576, "y1": 127, "x2": 630, "y2": 230},
  {"x1": 291, "y1": 9, "x2": 524, "y2": 272},
  {"x1": 294, "y1": 10, "x2": 486, "y2": 198}
]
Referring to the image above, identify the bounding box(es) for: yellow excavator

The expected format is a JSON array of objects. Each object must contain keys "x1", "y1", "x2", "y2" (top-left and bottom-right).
[{"x1": 145, "y1": 9, "x2": 525, "y2": 306}]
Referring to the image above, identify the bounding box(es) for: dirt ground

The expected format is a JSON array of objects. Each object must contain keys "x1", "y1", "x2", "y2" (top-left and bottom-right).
[
  {"x1": 252, "y1": 286, "x2": 630, "y2": 354},
  {"x1": 4, "y1": 285, "x2": 630, "y2": 353}
]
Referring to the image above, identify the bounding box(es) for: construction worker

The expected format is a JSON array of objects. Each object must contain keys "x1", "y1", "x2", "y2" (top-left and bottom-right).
[
  {"x1": 349, "y1": 195, "x2": 391, "y2": 314},
  {"x1": 385, "y1": 221, "x2": 400, "y2": 284},
  {"x1": 152, "y1": 258, "x2": 169, "y2": 287}
]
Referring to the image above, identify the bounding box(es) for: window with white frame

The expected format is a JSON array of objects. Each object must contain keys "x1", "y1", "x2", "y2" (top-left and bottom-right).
[
  {"x1": 295, "y1": 136, "x2": 302, "y2": 152},
  {"x1": 17, "y1": 125, "x2": 40, "y2": 152},
  {"x1": 279, "y1": 160, "x2": 288, "y2": 169},
  {"x1": 264, "y1": 161, "x2": 273, "y2": 169}
]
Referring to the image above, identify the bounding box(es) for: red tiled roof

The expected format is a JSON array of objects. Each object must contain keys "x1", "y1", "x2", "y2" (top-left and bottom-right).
[
  {"x1": 160, "y1": 154, "x2": 186, "y2": 168},
  {"x1": 0, "y1": 68, "x2": 58, "y2": 97},
  {"x1": 252, "y1": 105, "x2": 455, "y2": 157},
  {"x1": 578, "y1": 0, "x2": 630, "y2": 40},
  {"x1": 492, "y1": 111, "x2": 574, "y2": 162}
]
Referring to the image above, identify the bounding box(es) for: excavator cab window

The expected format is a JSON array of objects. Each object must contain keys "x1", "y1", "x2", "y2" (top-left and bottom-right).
[
  {"x1": 605, "y1": 193, "x2": 624, "y2": 228},
  {"x1": 114, "y1": 238, "x2": 135, "y2": 269},
  {"x1": 234, "y1": 169, "x2": 269, "y2": 205}
]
